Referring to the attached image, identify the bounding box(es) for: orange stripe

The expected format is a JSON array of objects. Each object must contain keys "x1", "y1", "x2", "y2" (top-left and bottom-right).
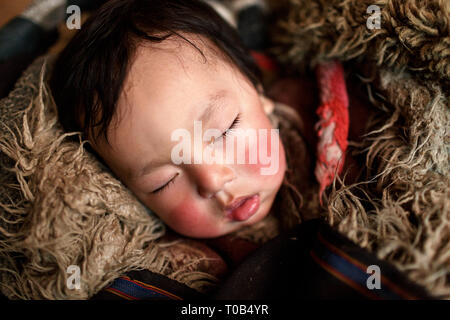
[
  {"x1": 126, "y1": 278, "x2": 182, "y2": 300},
  {"x1": 317, "y1": 232, "x2": 418, "y2": 300},
  {"x1": 310, "y1": 249, "x2": 381, "y2": 300},
  {"x1": 119, "y1": 276, "x2": 181, "y2": 300},
  {"x1": 105, "y1": 287, "x2": 138, "y2": 300}
]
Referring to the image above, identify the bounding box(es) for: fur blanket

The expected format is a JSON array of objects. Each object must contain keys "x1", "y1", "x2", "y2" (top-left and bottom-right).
[
  {"x1": 270, "y1": 0, "x2": 449, "y2": 298},
  {"x1": 0, "y1": 58, "x2": 228, "y2": 299}
]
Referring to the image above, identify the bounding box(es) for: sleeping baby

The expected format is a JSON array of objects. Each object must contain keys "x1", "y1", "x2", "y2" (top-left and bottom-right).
[
  {"x1": 49, "y1": 0, "x2": 303, "y2": 241},
  {"x1": 49, "y1": 0, "x2": 369, "y2": 243},
  {"x1": 17, "y1": 0, "x2": 432, "y2": 301}
]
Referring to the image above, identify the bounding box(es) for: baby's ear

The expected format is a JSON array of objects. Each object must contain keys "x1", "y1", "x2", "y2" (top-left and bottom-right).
[{"x1": 259, "y1": 94, "x2": 275, "y2": 115}]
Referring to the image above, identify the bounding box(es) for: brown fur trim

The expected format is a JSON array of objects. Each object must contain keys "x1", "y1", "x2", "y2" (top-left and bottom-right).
[
  {"x1": 0, "y1": 57, "x2": 218, "y2": 299},
  {"x1": 270, "y1": 0, "x2": 449, "y2": 298},
  {"x1": 270, "y1": 0, "x2": 449, "y2": 87}
]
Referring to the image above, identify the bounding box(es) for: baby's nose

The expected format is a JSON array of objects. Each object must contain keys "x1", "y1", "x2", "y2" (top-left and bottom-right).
[{"x1": 188, "y1": 163, "x2": 235, "y2": 198}]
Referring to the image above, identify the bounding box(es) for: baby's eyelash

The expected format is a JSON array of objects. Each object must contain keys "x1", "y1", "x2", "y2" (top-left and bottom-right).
[
  {"x1": 222, "y1": 113, "x2": 241, "y2": 137},
  {"x1": 151, "y1": 115, "x2": 241, "y2": 195},
  {"x1": 151, "y1": 173, "x2": 178, "y2": 195}
]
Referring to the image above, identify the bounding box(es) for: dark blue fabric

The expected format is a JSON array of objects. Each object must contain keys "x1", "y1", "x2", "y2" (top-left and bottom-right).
[
  {"x1": 0, "y1": 17, "x2": 46, "y2": 61},
  {"x1": 107, "y1": 277, "x2": 175, "y2": 300},
  {"x1": 312, "y1": 234, "x2": 402, "y2": 300},
  {"x1": 213, "y1": 219, "x2": 432, "y2": 299},
  {"x1": 91, "y1": 270, "x2": 204, "y2": 300}
]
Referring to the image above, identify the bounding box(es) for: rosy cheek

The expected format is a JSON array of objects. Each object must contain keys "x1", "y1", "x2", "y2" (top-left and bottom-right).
[
  {"x1": 244, "y1": 142, "x2": 263, "y2": 174},
  {"x1": 167, "y1": 196, "x2": 199, "y2": 232},
  {"x1": 165, "y1": 194, "x2": 219, "y2": 237}
]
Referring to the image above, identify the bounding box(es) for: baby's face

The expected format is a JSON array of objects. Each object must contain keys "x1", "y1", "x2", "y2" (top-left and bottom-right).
[{"x1": 92, "y1": 36, "x2": 286, "y2": 238}]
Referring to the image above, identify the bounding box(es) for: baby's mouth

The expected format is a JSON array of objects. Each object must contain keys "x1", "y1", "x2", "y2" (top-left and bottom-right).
[{"x1": 224, "y1": 194, "x2": 260, "y2": 222}]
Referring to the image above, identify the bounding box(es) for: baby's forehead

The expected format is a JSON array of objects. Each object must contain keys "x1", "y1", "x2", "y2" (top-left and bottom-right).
[
  {"x1": 110, "y1": 35, "x2": 243, "y2": 136},
  {"x1": 115, "y1": 34, "x2": 242, "y2": 118},
  {"x1": 126, "y1": 34, "x2": 226, "y2": 81}
]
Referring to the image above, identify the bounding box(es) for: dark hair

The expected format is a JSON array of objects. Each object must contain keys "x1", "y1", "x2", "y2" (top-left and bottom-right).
[{"x1": 50, "y1": 0, "x2": 261, "y2": 145}]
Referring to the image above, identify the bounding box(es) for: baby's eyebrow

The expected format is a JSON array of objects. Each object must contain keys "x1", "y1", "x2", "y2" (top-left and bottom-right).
[
  {"x1": 129, "y1": 156, "x2": 167, "y2": 181},
  {"x1": 197, "y1": 90, "x2": 228, "y2": 124}
]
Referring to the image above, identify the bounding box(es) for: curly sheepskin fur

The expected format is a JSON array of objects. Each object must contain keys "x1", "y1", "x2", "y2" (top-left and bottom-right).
[
  {"x1": 0, "y1": 58, "x2": 219, "y2": 299},
  {"x1": 270, "y1": 0, "x2": 449, "y2": 298}
]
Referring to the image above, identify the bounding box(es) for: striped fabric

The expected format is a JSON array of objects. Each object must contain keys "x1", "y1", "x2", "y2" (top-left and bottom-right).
[
  {"x1": 104, "y1": 276, "x2": 182, "y2": 300},
  {"x1": 310, "y1": 231, "x2": 420, "y2": 300}
]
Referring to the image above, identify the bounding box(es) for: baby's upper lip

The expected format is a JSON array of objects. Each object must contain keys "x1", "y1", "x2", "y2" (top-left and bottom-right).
[{"x1": 224, "y1": 194, "x2": 256, "y2": 212}]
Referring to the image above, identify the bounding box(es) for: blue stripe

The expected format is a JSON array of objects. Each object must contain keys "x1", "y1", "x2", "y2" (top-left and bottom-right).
[
  {"x1": 108, "y1": 278, "x2": 174, "y2": 300},
  {"x1": 313, "y1": 240, "x2": 402, "y2": 300}
]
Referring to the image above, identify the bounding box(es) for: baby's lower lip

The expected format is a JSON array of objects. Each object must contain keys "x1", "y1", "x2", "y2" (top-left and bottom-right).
[{"x1": 226, "y1": 194, "x2": 260, "y2": 221}]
